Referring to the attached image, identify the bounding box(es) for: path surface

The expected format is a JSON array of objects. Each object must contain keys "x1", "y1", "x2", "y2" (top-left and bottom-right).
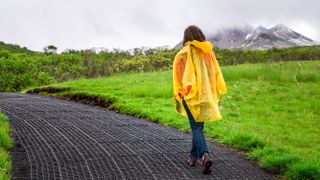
[{"x1": 0, "y1": 93, "x2": 273, "y2": 180}]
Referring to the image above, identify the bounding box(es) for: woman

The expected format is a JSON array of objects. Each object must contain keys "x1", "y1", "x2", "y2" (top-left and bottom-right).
[{"x1": 173, "y1": 25, "x2": 227, "y2": 174}]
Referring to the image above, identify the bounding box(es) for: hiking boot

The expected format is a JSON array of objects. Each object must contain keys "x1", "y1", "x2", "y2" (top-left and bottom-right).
[
  {"x1": 187, "y1": 156, "x2": 198, "y2": 166},
  {"x1": 201, "y1": 153, "x2": 213, "y2": 174}
]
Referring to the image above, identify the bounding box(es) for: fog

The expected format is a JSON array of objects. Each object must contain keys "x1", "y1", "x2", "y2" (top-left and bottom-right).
[{"x1": 0, "y1": 0, "x2": 319, "y2": 51}]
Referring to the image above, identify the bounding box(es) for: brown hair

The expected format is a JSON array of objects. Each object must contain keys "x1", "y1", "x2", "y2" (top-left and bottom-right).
[{"x1": 183, "y1": 25, "x2": 206, "y2": 46}]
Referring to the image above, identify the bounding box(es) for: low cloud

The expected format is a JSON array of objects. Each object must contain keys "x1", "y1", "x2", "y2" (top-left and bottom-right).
[{"x1": 0, "y1": 0, "x2": 319, "y2": 51}]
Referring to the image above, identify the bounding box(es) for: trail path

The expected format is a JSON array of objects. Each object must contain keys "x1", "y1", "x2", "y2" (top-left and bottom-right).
[{"x1": 0, "y1": 93, "x2": 273, "y2": 179}]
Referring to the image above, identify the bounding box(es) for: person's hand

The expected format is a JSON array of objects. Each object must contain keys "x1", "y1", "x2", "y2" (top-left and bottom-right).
[{"x1": 185, "y1": 85, "x2": 192, "y2": 96}]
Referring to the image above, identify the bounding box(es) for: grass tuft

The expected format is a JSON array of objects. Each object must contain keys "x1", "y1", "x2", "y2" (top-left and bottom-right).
[
  {"x1": 285, "y1": 161, "x2": 320, "y2": 180},
  {"x1": 224, "y1": 132, "x2": 265, "y2": 151}
]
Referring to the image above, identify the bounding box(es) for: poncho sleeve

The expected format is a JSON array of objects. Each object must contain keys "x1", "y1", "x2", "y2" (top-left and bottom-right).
[
  {"x1": 173, "y1": 46, "x2": 198, "y2": 101},
  {"x1": 173, "y1": 52, "x2": 187, "y2": 101},
  {"x1": 182, "y1": 46, "x2": 197, "y2": 100}
]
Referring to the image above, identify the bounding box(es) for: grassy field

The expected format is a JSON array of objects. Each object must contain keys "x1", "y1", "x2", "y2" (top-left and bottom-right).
[
  {"x1": 0, "y1": 113, "x2": 12, "y2": 180},
  {"x1": 26, "y1": 60, "x2": 320, "y2": 179}
]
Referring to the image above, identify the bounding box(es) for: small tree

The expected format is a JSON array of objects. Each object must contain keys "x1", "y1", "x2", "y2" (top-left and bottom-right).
[{"x1": 44, "y1": 45, "x2": 58, "y2": 54}]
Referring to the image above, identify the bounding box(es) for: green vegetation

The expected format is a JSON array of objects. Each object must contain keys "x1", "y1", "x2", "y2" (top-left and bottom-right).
[
  {"x1": 27, "y1": 60, "x2": 320, "y2": 179},
  {"x1": 0, "y1": 41, "x2": 35, "y2": 54},
  {"x1": 0, "y1": 47, "x2": 178, "y2": 92},
  {"x1": 1, "y1": 39, "x2": 320, "y2": 92},
  {"x1": 1, "y1": 40, "x2": 320, "y2": 178},
  {"x1": 0, "y1": 113, "x2": 13, "y2": 180},
  {"x1": 216, "y1": 45, "x2": 320, "y2": 65}
]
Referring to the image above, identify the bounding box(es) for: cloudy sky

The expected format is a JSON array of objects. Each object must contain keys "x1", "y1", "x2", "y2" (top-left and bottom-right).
[{"x1": 1, "y1": 0, "x2": 319, "y2": 52}]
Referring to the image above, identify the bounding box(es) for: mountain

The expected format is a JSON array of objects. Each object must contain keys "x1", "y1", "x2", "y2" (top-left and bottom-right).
[
  {"x1": 241, "y1": 24, "x2": 315, "y2": 49},
  {"x1": 175, "y1": 24, "x2": 317, "y2": 50},
  {"x1": 269, "y1": 24, "x2": 314, "y2": 46},
  {"x1": 208, "y1": 25, "x2": 254, "y2": 49}
]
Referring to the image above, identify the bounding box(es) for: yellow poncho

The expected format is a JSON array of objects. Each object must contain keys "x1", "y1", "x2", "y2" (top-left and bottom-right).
[{"x1": 173, "y1": 40, "x2": 227, "y2": 122}]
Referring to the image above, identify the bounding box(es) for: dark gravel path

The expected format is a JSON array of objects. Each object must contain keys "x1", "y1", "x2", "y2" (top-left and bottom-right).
[{"x1": 0, "y1": 93, "x2": 273, "y2": 180}]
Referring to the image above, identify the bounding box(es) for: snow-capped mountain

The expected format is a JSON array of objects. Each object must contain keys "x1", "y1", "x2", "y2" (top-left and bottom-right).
[
  {"x1": 269, "y1": 24, "x2": 315, "y2": 46},
  {"x1": 175, "y1": 24, "x2": 317, "y2": 50},
  {"x1": 208, "y1": 25, "x2": 254, "y2": 49},
  {"x1": 241, "y1": 24, "x2": 315, "y2": 49}
]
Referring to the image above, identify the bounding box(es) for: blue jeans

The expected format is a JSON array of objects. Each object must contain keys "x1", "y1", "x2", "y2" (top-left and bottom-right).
[{"x1": 182, "y1": 99, "x2": 209, "y2": 158}]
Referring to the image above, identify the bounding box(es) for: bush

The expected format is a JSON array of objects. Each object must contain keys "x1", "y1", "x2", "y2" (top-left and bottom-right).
[{"x1": 0, "y1": 52, "x2": 37, "y2": 91}]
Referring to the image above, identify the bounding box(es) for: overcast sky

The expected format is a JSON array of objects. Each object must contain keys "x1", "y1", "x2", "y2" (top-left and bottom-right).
[{"x1": 1, "y1": 0, "x2": 319, "y2": 52}]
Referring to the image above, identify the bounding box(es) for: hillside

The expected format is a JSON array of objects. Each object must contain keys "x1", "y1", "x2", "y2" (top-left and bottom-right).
[{"x1": 0, "y1": 41, "x2": 35, "y2": 54}]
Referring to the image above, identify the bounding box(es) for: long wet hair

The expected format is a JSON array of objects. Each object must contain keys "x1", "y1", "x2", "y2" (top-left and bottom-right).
[{"x1": 183, "y1": 25, "x2": 206, "y2": 46}]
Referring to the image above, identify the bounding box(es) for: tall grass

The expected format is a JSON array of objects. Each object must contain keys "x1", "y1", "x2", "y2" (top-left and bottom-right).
[
  {"x1": 223, "y1": 61, "x2": 320, "y2": 83},
  {"x1": 26, "y1": 60, "x2": 320, "y2": 179},
  {"x1": 0, "y1": 113, "x2": 12, "y2": 180}
]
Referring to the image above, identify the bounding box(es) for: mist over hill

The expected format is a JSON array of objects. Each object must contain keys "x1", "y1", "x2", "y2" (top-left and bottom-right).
[{"x1": 175, "y1": 24, "x2": 318, "y2": 50}]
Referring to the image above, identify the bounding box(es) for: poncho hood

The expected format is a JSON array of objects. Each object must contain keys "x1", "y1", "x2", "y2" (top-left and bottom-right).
[{"x1": 184, "y1": 40, "x2": 213, "y2": 53}]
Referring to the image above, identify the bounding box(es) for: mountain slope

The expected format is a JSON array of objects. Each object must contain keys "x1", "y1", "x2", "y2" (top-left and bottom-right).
[
  {"x1": 208, "y1": 25, "x2": 254, "y2": 49},
  {"x1": 241, "y1": 24, "x2": 315, "y2": 49}
]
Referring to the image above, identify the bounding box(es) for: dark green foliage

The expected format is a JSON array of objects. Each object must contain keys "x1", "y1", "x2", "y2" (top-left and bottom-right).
[{"x1": 1, "y1": 43, "x2": 320, "y2": 92}]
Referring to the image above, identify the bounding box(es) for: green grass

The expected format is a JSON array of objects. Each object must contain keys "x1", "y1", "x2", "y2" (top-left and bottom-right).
[
  {"x1": 26, "y1": 60, "x2": 320, "y2": 179},
  {"x1": 0, "y1": 113, "x2": 12, "y2": 180}
]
